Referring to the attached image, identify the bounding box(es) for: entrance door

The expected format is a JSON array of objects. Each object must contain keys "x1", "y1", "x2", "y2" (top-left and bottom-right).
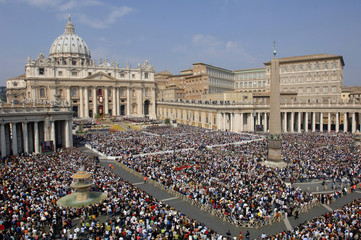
[
  {"x1": 98, "y1": 105, "x2": 104, "y2": 116},
  {"x1": 144, "y1": 100, "x2": 150, "y2": 116}
]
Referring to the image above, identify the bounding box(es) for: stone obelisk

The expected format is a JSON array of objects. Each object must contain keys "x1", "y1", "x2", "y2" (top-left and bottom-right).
[{"x1": 268, "y1": 42, "x2": 282, "y2": 162}]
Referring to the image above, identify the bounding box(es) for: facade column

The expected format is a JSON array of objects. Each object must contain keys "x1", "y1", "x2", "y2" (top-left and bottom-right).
[
  {"x1": 320, "y1": 112, "x2": 324, "y2": 132},
  {"x1": 51, "y1": 121, "x2": 56, "y2": 150},
  {"x1": 305, "y1": 112, "x2": 309, "y2": 132},
  {"x1": 344, "y1": 112, "x2": 348, "y2": 132},
  {"x1": 312, "y1": 112, "x2": 316, "y2": 132},
  {"x1": 104, "y1": 87, "x2": 109, "y2": 115},
  {"x1": 84, "y1": 87, "x2": 89, "y2": 118},
  {"x1": 112, "y1": 87, "x2": 117, "y2": 116},
  {"x1": 137, "y1": 88, "x2": 143, "y2": 116},
  {"x1": 297, "y1": 112, "x2": 301, "y2": 133},
  {"x1": 12, "y1": 123, "x2": 18, "y2": 155},
  {"x1": 240, "y1": 113, "x2": 244, "y2": 132},
  {"x1": 23, "y1": 122, "x2": 29, "y2": 153},
  {"x1": 264, "y1": 112, "x2": 268, "y2": 132},
  {"x1": 328, "y1": 113, "x2": 331, "y2": 132},
  {"x1": 116, "y1": 88, "x2": 120, "y2": 115},
  {"x1": 79, "y1": 87, "x2": 84, "y2": 118},
  {"x1": 257, "y1": 112, "x2": 261, "y2": 129},
  {"x1": 93, "y1": 87, "x2": 97, "y2": 118},
  {"x1": 34, "y1": 122, "x2": 39, "y2": 153},
  {"x1": 336, "y1": 112, "x2": 339, "y2": 132},
  {"x1": 290, "y1": 112, "x2": 294, "y2": 132},
  {"x1": 127, "y1": 88, "x2": 131, "y2": 116},
  {"x1": 1, "y1": 124, "x2": 7, "y2": 157}
]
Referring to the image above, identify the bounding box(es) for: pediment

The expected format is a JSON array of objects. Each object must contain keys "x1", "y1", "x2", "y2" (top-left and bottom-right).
[{"x1": 83, "y1": 71, "x2": 117, "y2": 81}]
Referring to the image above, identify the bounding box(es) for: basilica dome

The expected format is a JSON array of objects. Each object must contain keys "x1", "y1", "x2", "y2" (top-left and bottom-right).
[{"x1": 49, "y1": 17, "x2": 91, "y2": 60}]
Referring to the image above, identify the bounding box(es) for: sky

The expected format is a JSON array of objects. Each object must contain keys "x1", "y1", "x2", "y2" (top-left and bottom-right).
[{"x1": 0, "y1": 0, "x2": 361, "y2": 86}]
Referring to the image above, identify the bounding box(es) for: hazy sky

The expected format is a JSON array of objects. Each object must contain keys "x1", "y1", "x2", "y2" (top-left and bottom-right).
[{"x1": 1, "y1": 0, "x2": 361, "y2": 86}]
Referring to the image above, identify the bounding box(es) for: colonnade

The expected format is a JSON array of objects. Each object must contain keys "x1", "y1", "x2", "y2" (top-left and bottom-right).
[
  {"x1": 157, "y1": 102, "x2": 361, "y2": 134},
  {"x1": 0, "y1": 107, "x2": 73, "y2": 157}
]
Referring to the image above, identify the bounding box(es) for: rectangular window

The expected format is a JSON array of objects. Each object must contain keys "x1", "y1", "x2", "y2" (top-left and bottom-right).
[
  {"x1": 332, "y1": 86, "x2": 337, "y2": 93},
  {"x1": 39, "y1": 88, "x2": 45, "y2": 98},
  {"x1": 132, "y1": 74, "x2": 135, "y2": 78},
  {"x1": 323, "y1": 86, "x2": 328, "y2": 93},
  {"x1": 88, "y1": 72, "x2": 91, "y2": 76},
  {"x1": 38, "y1": 68, "x2": 44, "y2": 75},
  {"x1": 144, "y1": 73, "x2": 149, "y2": 79},
  {"x1": 72, "y1": 88, "x2": 78, "y2": 97},
  {"x1": 108, "y1": 73, "x2": 111, "y2": 76},
  {"x1": 72, "y1": 71, "x2": 78, "y2": 76},
  {"x1": 58, "y1": 71, "x2": 63, "y2": 76},
  {"x1": 120, "y1": 89, "x2": 125, "y2": 97},
  {"x1": 120, "y1": 73, "x2": 125, "y2": 78}
]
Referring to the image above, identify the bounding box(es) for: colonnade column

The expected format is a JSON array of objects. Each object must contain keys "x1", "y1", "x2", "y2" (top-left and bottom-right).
[
  {"x1": 1, "y1": 124, "x2": 6, "y2": 157},
  {"x1": 264, "y1": 112, "x2": 268, "y2": 133},
  {"x1": 93, "y1": 87, "x2": 97, "y2": 118},
  {"x1": 257, "y1": 113, "x2": 261, "y2": 129},
  {"x1": 297, "y1": 112, "x2": 301, "y2": 133},
  {"x1": 320, "y1": 112, "x2": 323, "y2": 132},
  {"x1": 283, "y1": 112, "x2": 288, "y2": 132},
  {"x1": 305, "y1": 112, "x2": 309, "y2": 132},
  {"x1": 65, "y1": 119, "x2": 72, "y2": 148},
  {"x1": 104, "y1": 87, "x2": 109, "y2": 115},
  {"x1": 234, "y1": 113, "x2": 240, "y2": 133},
  {"x1": 79, "y1": 87, "x2": 84, "y2": 118},
  {"x1": 34, "y1": 122, "x2": 39, "y2": 153},
  {"x1": 312, "y1": 112, "x2": 316, "y2": 132},
  {"x1": 23, "y1": 122, "x2": 28, "y2": 153},
  {"x1": 335, "y1": 113, "x2": 339, "y2": 132},
  {"x1": 217, "y1": 112, "x2": 222, "y2": 130},
  {"x1": 290, "y1": 112, "x2": 294, "y2": 132},
  {"x1": 51, "y1": 121, "x2": 56, "y2": 150},
  {"x1": 12, "y1": 123, "x2": 18, "y2": 155},
  {"x1": 240, "y1": 113, "x2": 244, "y2": 132},
  {"x1": 344, "y1": 112, "x2": 348, "y2": 132},
  {"x1": 328, "y1": 113, "x2": 331, "y2": 132},
  {"x1": 352, "y1": 112, "x2": 356, "y2": 133},
  {"x1": 84, "y1": 87, "x2": 89, "y2": 118}
]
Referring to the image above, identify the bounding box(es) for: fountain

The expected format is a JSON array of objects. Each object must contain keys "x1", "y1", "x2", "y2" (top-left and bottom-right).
[{"x1": 57, "y1": 167, "x2": 107, "y2": 208}]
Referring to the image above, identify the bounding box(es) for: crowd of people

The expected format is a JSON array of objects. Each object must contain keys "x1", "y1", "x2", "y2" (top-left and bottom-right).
[
  {"x1": 115, "y1": 128, "x2": 361, "y2": 228},
  {"x1": 2, "y1": 122, "x2": 361, "y2": 239},
  {"x1": 0, "y1": 148, "x2": 222, "y2": 239},
  {"x1": 263, "y1": 198, "x2": 361, "y2": 239},
  {"x1": 86, "y1": 125, "x2": 259, "y2": 156}
]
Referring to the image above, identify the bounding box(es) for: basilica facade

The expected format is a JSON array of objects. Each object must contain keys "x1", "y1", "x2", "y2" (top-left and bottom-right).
[{"x1": 6, "y1": 17, "x2": 156, "y2": 119}]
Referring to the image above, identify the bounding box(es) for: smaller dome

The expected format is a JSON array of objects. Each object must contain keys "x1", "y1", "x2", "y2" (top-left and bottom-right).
[{"x1": 49, "y1": 17, "x2": 91, "y2": 60}]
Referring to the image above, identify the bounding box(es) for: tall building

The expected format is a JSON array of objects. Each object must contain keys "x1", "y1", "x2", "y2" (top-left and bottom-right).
[{"x1": 6, "y1": 17, "x2": 157, "y2": 119}]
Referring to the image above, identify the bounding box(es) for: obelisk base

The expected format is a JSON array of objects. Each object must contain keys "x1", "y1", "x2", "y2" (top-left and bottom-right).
[{"x1": 268, "y1": 139, "x2": 282, "y2": 162}]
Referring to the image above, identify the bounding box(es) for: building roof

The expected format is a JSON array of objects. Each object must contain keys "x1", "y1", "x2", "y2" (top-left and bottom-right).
[
  {"x1": 49, "y1": 17, "x2": 91, "y2": 60},
  {"x1": 193, "y1": 63, "x2": 233, "y2": 73},
  {"x1": 155, "y1": 70, "x2": 172, "y2": 76},
  {"x1": 264, "y1": 54, "x2": 345, "y2": 66},
  {"x1": 232, "y1": 67, "x2": 265, "y2": 73},
  {"x1": 7, "y1": 74, "x2": 26, "y2": 81}
]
